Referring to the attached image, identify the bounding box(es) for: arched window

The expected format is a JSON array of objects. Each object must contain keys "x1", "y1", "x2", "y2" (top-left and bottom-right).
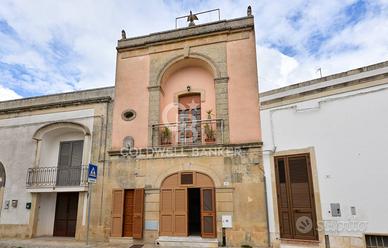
[{"x1": 0, "y1": 162, "x2": 5, "y2": 188}]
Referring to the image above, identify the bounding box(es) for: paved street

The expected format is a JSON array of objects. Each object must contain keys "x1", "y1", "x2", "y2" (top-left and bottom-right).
[{"x1": 0, "y1": 237, "x2": 155, "y2": 248}]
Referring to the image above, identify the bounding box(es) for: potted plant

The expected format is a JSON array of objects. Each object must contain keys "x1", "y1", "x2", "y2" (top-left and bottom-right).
[
  {"x1": 160, "y1": 126, "x2": 172, "y2": 145},
  {"x1": 204, "y1": 109, "x2": 216, "y2": 143}
]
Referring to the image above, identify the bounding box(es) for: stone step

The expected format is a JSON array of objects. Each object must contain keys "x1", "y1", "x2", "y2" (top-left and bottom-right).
[
  {"x1": 109, "y1": 236, "x2": 134, "y2": 245},
  {"x1": 156, "y1": 236, "x2": 218, "y2": 247},
  {"x1": 280, "y1": 240, "x2": 320, "y2": 248}
]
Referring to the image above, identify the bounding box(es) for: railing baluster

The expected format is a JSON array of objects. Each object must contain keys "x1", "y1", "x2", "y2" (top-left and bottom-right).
[
  {"x1": 25, "y1": 165, "x2": 87, "y2": 188},
  {"x1": 152, "y1": 119, "x2": 223, "y2": 147}
]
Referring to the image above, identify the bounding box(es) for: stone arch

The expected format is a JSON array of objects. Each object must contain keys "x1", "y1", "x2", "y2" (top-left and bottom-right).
[
  {"x1": 148, "y1": 51, "x2": 230, "y2": 145},
  {"x1": 154, "y1": 165, "x2": 222, "y2": 188},
  {"x1": 33, "y1": 121, "x2": 90, "y2": 140},
  {"x1": 156, "y1": 53, "x2": 221, "y2": 87},
  {"x1": 161, "y1": 171, "x2": 215, "y2": 188},
  {"x1": 0, "y1": 162, "x2": 5, "y2": 187}
]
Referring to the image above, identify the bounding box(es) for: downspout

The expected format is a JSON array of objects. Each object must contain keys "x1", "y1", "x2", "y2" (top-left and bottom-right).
[{"x1": 263, "y1": 174, "x2": 271, "y2": 247}]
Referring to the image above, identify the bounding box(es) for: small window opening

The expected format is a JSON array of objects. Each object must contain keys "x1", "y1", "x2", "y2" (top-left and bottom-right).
[{"x1": 181, "y1": 173, "x2": 193, "y2": 185}]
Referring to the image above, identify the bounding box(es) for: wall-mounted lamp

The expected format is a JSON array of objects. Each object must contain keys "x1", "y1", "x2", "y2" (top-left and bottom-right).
[{"x1": 187, "y1": 85, "x2": 191, "y2": 92}]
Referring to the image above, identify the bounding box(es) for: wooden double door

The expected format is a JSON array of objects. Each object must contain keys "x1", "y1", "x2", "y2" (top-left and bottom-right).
[
  {"x1": 111, "y1": 188, "x2": 145, "y2": 238},
  {"x1": 160, "y1": 187, "x2": 216, "y2": 237},
  {"x1": 53, "y1": 192, "x2": 79, "y2": 237},
  {"x1": 275, "y1": 154, "x2": 318, "y2": 240}
]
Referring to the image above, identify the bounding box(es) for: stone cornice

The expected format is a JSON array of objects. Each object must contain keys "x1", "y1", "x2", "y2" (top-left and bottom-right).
[
  {"x1": 117, "y1": 16, "x2": 254, "y2": 52},
  {"x1": 0, "y1": 96, "x2": 112, "y2": 114},
  {"x1": 260, "y1": 60, "x2": 388, "y2": 107},
  {"x1": 108, "y1": 142, "x2": 263, "y2": 157}
]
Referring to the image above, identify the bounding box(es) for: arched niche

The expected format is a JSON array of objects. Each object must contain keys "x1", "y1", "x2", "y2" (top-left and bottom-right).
[{"x1": 32, "y1": 121, "x2": 91, "y2": 168}]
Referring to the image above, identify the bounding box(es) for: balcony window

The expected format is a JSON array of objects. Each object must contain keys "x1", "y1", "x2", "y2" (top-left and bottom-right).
[{"x1": 27, "y1": 123, "x2": 90, "y2": 189}]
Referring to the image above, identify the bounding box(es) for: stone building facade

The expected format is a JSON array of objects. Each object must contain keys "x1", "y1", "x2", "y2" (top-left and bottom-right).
[
  {"x1": 0, "y1": 87, "x2": 114, "y2": 240},
  {"x1": 0, "y1": 12, "x2": 268, "y2": 248},
  {"x1": 105, "y1": 14, "x2": 267, "y2": 247}
]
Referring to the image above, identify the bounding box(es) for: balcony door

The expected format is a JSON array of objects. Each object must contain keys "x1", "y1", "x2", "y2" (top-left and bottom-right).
[
  {"x1": 57, "y1": 140, "x2": 83, "y2": 186},
  {"x1": 178, "y1": 94, "x2": 201, "y2": 144}
]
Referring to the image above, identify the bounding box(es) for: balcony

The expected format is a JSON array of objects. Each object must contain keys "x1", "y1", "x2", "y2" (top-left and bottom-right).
[
  {"x1": 151, "y1": 119, "x2": 224, "y2": 147},
  {"x1": 26, "y1": 165, "x2": 88, "y2": 189}
]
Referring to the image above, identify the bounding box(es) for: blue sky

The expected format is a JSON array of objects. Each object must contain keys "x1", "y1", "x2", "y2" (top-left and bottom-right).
[{"x1": 0, "y1": 0, "x2": 387, "y2": 100}]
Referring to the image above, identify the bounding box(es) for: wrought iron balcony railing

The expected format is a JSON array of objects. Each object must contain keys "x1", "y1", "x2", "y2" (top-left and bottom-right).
[
  {"x1": 151, "y1": 119, "x2": 224, "y2": 147},
  {"x1": 26, "y1": 165, "x2": 88, "y2": 188}
]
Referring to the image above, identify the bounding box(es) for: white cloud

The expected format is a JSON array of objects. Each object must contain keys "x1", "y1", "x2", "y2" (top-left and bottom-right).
[
  {"x1": 0, "y1": 0, "x2": 387, "y2": 96},
  {"x1": 0, "y1": 85, "x2": 21, "y2": 101}
]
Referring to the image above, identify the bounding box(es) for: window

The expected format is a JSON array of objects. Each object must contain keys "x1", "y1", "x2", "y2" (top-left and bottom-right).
[
  {"x1": 121, "y1": 109, "x2": 136, "y2": 121},
  {"x1": 178, "y1": 94, "x2": 201, "y2": 144},
  {"x1": 181, "y1": 172, "x2": 194, "y2": 185},
  {"x1": 366, "y1": 235, "x2": 388, "y2": 248}
]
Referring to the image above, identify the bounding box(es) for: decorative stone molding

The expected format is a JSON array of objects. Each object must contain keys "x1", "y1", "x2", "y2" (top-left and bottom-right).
[
  {"x1": 173, "y1": 89, "x2": 206, "y2": 105},
  {"x1": 117, "y1": 16, "x2": 254, "y2": 51},
  {"x1": 32, "y1": 121, "x2": 91, "y2": 140},
  {"x1": 154, "y1": 167, "x2": 222, "y2": 188}
]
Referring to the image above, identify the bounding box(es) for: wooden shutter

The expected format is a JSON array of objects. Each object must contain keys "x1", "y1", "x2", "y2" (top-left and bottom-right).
[
  {"x1": 57, "y1": 142, "x2": 72, "y2": 186},
  {"x1": 160, "y1": 189, "x2": 174, "y2": 236},
  {"x1": 275, "y1": 155, "x2": 318, "y2": 240},
  {"x1": 173, "y1": 188, "x2": 188, "y2": 236},
  {"x1": 111, "y1": 189, "x2": 124, "y2": 237},
  {"x1": 133, "y1": 188, "x2": 144, "y2": 239},
  {"x1": 288, "y1": 156, "x2": 316, "y2": 240},
  {"x1": 58, "y1": 142, "x2": 72, "y2": 168},
  {"x1": 201, "y1": 188, "x2": 216, "y2": 238},
  {"x1": 275, "y1": 158, "x2": 293, "y2": 239},
  {"x1": 70, "y1": 141, "x2": 83, "y2": 185},
  {"x1": 70, "y1": 141, "x2": 83, "y2": 167}
]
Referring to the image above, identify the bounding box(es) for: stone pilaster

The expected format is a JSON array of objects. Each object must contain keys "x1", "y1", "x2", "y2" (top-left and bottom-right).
[
  {"x1": 148, "y1": 86, "x2": 161, "y2": 146},
  {"x1": 215, "y1": 77, "x2": 230, "y2": 143}
]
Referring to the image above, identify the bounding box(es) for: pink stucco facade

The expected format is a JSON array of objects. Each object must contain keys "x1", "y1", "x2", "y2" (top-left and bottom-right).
[
  {"x1": 112, "y1": 21, "x2": 261, "y2": 150},
  {"x1": 160, "y1": 66, "x2": 216, "y2": 124},
  {"x1": 112, "y1": 55, "x2": 150, "y2": 149},
  {"x1": 227, "y1": 31, "x2": 262, "y2": 144}
]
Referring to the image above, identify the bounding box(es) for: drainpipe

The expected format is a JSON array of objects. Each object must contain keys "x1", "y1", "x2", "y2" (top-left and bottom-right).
[{"x1": 263, "y1": 175, "x2": 271, "y2": 247}]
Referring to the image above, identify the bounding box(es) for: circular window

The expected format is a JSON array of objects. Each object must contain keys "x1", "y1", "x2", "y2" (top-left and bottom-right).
[{"x1": 121, "y1": 109, "x2": 136, "y2": 121}]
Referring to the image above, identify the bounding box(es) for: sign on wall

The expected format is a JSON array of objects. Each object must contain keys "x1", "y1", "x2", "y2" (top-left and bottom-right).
[{"x1": 88, "y1": 163, "x2": 98, "y2": 183}]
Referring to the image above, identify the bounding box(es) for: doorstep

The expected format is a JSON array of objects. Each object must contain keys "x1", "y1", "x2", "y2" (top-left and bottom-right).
[
  {"x1": 156, "y1": 236, "x2": 218, "y2": 247},
  {"x1": 280, "y1": 238, "x2": 321, "y2": 248},
  {"x1": 109, "y1": 236, "x2": 134, "y2": 245}
]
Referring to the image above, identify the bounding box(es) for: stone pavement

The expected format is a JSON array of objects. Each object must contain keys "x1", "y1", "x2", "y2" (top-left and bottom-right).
[{"x1": 0, "y1": 237, "x2": 155, "y2": 248}]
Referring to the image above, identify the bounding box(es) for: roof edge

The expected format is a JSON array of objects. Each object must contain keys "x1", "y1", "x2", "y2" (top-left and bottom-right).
[{"x1": 260, "y1": 60, "x2": 388, "y2": 98}]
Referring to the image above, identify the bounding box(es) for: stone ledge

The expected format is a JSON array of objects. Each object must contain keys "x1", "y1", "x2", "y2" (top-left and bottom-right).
[
  {"x1": 108, "y1": 142, "x2": 263, "y2": 157},
  {"x1": 0, "y1": 96, "x2": 112, "y2": 114},
  {"x1": 117, "y1": 16, "x2": 254, "y2": 51}
]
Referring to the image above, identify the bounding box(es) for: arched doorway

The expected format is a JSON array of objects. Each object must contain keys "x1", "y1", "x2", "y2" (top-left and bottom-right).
[{"x1": 159, "y1": 171, "x2": 216, "y2": 238}]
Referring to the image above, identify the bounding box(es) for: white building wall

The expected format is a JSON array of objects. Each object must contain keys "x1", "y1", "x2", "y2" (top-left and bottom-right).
[
  {"x1": 261, "y1": 83, "x2": 388, "y2": 240},
  {"x1": 0, "y1": 109, "x2": 94, "y2": 225},
  {"x1": 39, "y1": 131, "x2": 86, "y2": 167}
]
